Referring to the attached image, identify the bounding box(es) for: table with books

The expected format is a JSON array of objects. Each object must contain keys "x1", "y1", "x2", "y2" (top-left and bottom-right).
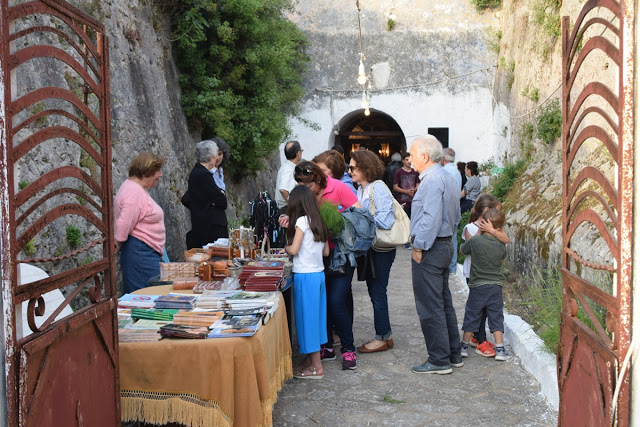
[{"x1": 118, "y1": 257, "x2": 293, "y2": 427}]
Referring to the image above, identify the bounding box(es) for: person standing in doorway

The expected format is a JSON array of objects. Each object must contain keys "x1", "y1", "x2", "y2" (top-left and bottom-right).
[
  {"x1": 441, "y1": 148, "x2": 462, "y2": 274},
  {"x1": 408, "y1": 135, "x2": 462, "y2": 375},
  {"x1": 275, "y1": 140, "x2": 303, "y2": 215},
  {"x1": 383, "y1": 152, "x2": 403, "y2": 195},
  {"x1": 393, "y1": 152, "x2": 420, "y2": 219}
]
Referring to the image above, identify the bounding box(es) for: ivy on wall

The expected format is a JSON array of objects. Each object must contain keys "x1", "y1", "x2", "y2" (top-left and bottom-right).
[{"x1": 161, "y1": 0, "x2": 310, "y2": 179}]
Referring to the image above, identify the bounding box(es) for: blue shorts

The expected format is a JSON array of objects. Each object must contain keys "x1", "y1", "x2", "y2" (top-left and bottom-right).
[
  {"x1": 293, "y1": 272, "x2": 327, "y2": 354},
  {"x1": 462, "y1": 284, "x2": 504, "y2": 333}
]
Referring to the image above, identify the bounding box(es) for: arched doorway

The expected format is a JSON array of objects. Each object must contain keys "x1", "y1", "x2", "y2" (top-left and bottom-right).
[{"x1": 334, "y1": 109, "x2": 406, "y2": 165}]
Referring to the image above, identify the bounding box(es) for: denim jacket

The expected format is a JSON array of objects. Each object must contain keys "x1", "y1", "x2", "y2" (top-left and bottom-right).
[{"x1": 330, "y1": 206, "x2": 375, "y2": 270}]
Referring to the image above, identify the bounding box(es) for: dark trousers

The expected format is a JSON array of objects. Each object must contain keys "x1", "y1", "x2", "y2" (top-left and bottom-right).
[
  {"x1": 466, "y1": 277, "x2": 488, "y2": 343},
  {"x1": 411, "y1": 239, "x2": 461, "y2": 366},
  {"x1": 324, "y1": 267, "x2": 356, "y2": 353},
  {"x1": 365, "y1": 249, "x2": 396, "y2": 339}
]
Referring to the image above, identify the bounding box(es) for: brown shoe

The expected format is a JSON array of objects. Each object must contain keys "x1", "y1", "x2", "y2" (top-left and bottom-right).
[
  {"x1": 357, "y1": 340, "x2": 389, "y2": 353},
  {"x1": 386, "y1": 338, "x2": 394, "y2": 349}
]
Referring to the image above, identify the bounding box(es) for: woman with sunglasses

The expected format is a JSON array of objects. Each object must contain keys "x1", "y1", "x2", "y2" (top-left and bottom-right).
[
  {"x1": 348, "y1": 150, "x2": 396, "y2": 354},
  {"x1": 313, "y1": 150, "x2": 357, "y2": 194},
  {"x1": 287, "y1": 161, "x2": 364, "y2": 370}
]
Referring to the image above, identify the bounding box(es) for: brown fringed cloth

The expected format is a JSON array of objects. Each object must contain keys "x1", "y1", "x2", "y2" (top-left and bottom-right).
[{"x1": 119, "y1": 285, "x2": 293, "y2": 427}]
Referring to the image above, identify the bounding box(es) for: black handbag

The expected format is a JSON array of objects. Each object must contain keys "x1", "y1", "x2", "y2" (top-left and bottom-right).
[
  {"x1": 355, "y1": 249, "x2": 377, "y2": 281},
  {"x1": 324, "y1": 248, "x2": 347, "y2": 276}
]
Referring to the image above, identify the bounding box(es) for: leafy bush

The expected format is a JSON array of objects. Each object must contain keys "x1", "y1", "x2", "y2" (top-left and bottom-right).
[
  {"x1": 66, "y1": 225, "x2": 83, "y2": 250},
  {"x1": 488, "y1": 28, "x2": 502, "y2": 54},
  {"x1": 386, "y1": 18, "x2": 396, "y2": 31},
  {"x1": 489, "y1": 159, "x2": 528, "y2": 200},
  {"x1": 18, "y1": 181, "x2": 30, "y2": 191},
  {"x1": 456, "y1": 210, "x2": 472, "y2": 265},
  {"x1": 532, "y1": 0, "x2": 561, "y2": 38},
  {"x1": 162, "y1": 0, "x2": 310, "y2": 179},
  {"x1": 479, "y1": 158, "x2": 496, "y2": 174},
  {"x1": 520, "y1": 122, "x2": 535, "y2": 143},
  {"x1": 24, "y1": 240, "x2": 36, "y2": 257},
  {"x1": 536, "y1": 99, "x2": 562, "y2": 145},
  {"x1": 471, "y1": 0, "x2": 501, "y2": 12},
  {"x1": 319, "y1": 202, "x2": 344, "y2": 238}
]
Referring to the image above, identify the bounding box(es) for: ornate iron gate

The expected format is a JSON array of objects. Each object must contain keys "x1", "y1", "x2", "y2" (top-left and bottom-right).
[
  {"x1": 0, "y1": 0, "x2": 119, "y2": 425},
  {"x1": 559, "y1": 0, "x2": 634, "y2": 424}
]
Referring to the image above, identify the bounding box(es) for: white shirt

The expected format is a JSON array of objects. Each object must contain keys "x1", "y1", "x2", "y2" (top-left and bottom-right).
[
  {"x1": 292, "y1": 216, "x2": 325, "y2": 274},
  {"x1": 275, "y1": 160, "x2": 297, "y2": 209},
  {"x1": 462, "y1": 221, "x2": 479, "y2": 278}
]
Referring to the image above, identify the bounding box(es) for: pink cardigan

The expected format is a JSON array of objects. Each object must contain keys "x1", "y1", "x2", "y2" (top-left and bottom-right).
[{"x1": 114, "y1": 179, "x2": 165, "y2": 254}]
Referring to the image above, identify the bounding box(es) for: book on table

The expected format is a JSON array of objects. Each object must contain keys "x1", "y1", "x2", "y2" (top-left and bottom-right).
[
  {"x1": 154, "y1": 294, "x2": 198, "y2": 310},
  {"x1": 125, "y1": 319, "x2": 171, "y2": 329},
  {"x1": 208, "y1": 313, "x2": 264, "y2": 338},
  {"x1": 172, "y1": 310, "x2": 224, "y2": 328},
  {"x1": 159, "y1": 323, "x2": 210, "y2": 339},
  {"x1": 131, "y1": 308, "x2": 179, "y2": 321},
  {"x1": 118, "y1": 294, "x2": 160, "y2": 309},
  {"x1": 118, "y1": 328, "x2": 161, "y2": 343}
]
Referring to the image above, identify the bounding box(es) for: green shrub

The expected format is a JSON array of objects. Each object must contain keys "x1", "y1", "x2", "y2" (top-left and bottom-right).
[
  {"x1": 489, "y1": 159, "x2": 528, "y2": 200},
  {"x1": 65, "y1": 225, "x2": 83, "y2": 250},
  {"x1": 24, "y1": 240, "x2": 36, "y2": 257},
  {"x1": 536, "y1": 99, "x2": 562, "y2": 145},
  {"x1": 532, "y1": 0, "x2": 561, "y2": 38},
  {"x1": 520, "y1": 122, "x2": 535, "y2": 143},
  {"x1": 386, "y1": 18, "x2": 396, "y2": 31},
  {"x1": 319, "y1": 202, "x2": 344, "y2": 238},
  {"x1": 479, "y1": 158, "x2": 496, "y2": 174},
  {"x1": 456, "y1": 210, "x2": 472, "y2": 265},
  {"x1": 488, "y1": 29, "x2": 502, "y2": 54},
  {"x1": 162, "y1": 0, "x2": 310, "y2": 180},
  {"x1": 18, "y1": 181, "x2": 30, "y2": 191},
  {"x1": 521, "y1": 85, "x2": 540, "y2": 102},
  {"x1": 471, "y1": 0, "x2": 501, "y2": 12}
]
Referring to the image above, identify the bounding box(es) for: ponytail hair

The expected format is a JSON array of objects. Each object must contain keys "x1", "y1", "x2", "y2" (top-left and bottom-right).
[
  {"x1": 469, "y1": 194, "x2": 502, "y2": 223},
  {"x1": 286, "y1": 185, "x2": 330, "y2": 243}
]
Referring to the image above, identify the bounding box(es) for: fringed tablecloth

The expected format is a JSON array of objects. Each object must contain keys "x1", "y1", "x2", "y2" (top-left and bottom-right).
[{"x1": 119, "y1": 286, "x2": 292, "y2": 426}]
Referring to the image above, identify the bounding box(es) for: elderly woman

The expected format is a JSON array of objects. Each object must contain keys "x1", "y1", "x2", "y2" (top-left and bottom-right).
[
  {"x1": 114, "y1": 152, "x2": 166, "y2": 293},
  {"x1": 313, "y1": 150, "x2": 357, "y2": 194},
  {"x1": 183, "y1": 139, "x2": 228, "y2": 249},
  {"x1": 210, "y1": 138, "x2": 230, "y2": 191},
  {"x1": 289, "y1": 161, "x2": 364, "y2": 370},
  {"x1": 460, "y1": 161, "x2": 481, "y2": 214},
  {"x1": 349, "y1": 150, "x2": 396, "y2": 354}
]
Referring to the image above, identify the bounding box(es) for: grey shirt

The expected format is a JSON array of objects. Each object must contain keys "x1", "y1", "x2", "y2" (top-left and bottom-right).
[
  {"x1": 410, "y1": 163, "x2": 460, "y2": 251},
  {"x1": 464, "y1": 175, "x2": 481, "y2": 203}
]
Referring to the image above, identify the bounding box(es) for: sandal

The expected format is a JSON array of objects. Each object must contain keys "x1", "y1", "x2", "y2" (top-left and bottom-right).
[{"x1": 293, "y1": 367, "x2": 324, "y2": 380}]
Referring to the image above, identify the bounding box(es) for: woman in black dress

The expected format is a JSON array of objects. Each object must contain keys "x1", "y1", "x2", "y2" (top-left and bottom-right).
[{"x1": 183, "y1": 139, "x2": 228, "y2": 249}]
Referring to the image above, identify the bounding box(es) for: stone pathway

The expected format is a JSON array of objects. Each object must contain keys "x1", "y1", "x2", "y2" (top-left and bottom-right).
[{"x1": 273, "y1": 248, "x2": 558, "y2": 426}]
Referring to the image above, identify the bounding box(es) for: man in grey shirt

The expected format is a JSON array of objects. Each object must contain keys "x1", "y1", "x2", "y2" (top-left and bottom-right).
[{"x1": 408, "y1": 135, "x2": 462, "y2": 375}]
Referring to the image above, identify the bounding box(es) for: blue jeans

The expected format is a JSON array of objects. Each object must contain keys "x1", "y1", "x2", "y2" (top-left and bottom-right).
[
  {"x1": 411, "y1": 239, "x2": 461, "y2": 366},
  {"x1": 120, "y1": 236, "x2": 161, "y2": 294},
  {"x1": 449, "y1": 233, "x2": 458, "y2": 273},
  {"x1": 365, "y1": 249, "x2": 396, "y2": 340},
  {"x1": 324, "y1": 266, "x2": 356, "y2": 353}
]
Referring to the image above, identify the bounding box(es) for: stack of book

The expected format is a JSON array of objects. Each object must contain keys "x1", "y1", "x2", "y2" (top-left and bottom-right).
[
  {"x1": 119, "y1": 328, "x2": 161, "y2": 343},
  {"x1": 208, "y1": 313, "x2": 264, "y2": 338},
  {"x1": 226, "y1": 291, "x2": 279, "y2": 311},
  {"x1": 131, "y1": 308, "x2": 178, "y2": 322},
  {"x1": 154, "y1": 294, "x2": 198, "y2": 310},
  {"x1": 239, "y1": 261, "x2": 286, "y2": 291},
  {"x1": 172, "y1": 310, "x2": 224, "y2": 328},
  {"x1": 126, "y1": 319, "x2": 170, "y2": 329},
  {"x1": 118, "y1": 294, "x2": 160, "y2": 309},
  {"x1": 192, "y1": 280, "x2": 224, "y2": 293},
  {"x1": 194, "y1": 290, "x2": 239, "y2": 309},
  {"x1": 159, "y1": 323, "x2": 210, "y2": 339}
]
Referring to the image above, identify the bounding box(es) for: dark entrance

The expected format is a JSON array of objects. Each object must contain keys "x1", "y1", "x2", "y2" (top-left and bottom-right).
[{"x1": 334, "y1": 109, "x2": 406, "y2": 165}]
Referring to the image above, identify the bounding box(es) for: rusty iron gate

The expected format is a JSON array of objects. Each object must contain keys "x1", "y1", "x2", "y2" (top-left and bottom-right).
[
  {"x1": 559, "y1": 0, "x2": 635, "y2": 424},
  {"x1": 0, "y1": 0, "x2": 119, "y2": 425}
]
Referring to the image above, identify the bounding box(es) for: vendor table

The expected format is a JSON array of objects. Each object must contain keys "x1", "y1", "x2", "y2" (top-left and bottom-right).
[{"x1": 119, "y1": 285, "x2": 292, "y2": 427}]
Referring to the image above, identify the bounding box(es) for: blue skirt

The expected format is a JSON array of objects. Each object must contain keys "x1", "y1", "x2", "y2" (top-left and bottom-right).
[
  {"x1": 293, "y1": 272, "x2": 327, "y2": 354},
  {"x1": 120, "y1": 236, "x2": 161, "y2": 294}
]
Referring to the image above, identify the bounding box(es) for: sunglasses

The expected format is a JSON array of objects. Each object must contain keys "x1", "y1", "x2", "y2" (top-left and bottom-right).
[
  {"x1": 295, "y1": 166, "x2": 313, "y2": 176},
  {"x1": 347, "y1": 165, "x2": 358, "y2": 172}
]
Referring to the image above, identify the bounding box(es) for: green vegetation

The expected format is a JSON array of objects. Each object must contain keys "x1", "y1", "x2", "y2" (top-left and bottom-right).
[
  {"x1": 65, "y1": 225, "x2": 83, "y2": 250},
  {"x1": 161, "y1": 0, "x2": 310, "y2": 179},
  {"x1": 500, "y1": 57, "x2": 516, "y2": 90},
  {"x1": 471, "y1": 0, "x2": 501, "y2": 12},
  {"x1": 80, "y1": 256, "x2": 95, "y2": 265},
  {"x1": 520, "y1": 122, "x2": 535, "y2": 143},
  {"x1": 319, "y1": 202, "x2": 344, "y2": 238},
  {"x1": 381, "y1": 396, "x2": 405, "y2": 404},
  {"x1": 18, "y1": 180, "x2": 30, "y2": 191},
  {"x1": 532, "y1": 0, "x2": 561, "y2": 38},
  {"x1": 479, "y1": 158, "x2": 497, "y2": 174},
  {"x1": 24, "y1": 240, "x2": 36, "y2": 257},
  {"x1": 456, "y1": 210, "x2": 472, "y2": 265},
  {"x1": 521, "y1": 85, "x2": 540, "y2": 102},
  {"x1": 386, "y1": 18, "x2": 396, "y2": 31},
  {"x1": 489, "y1": 159, "x2": 528, "y2": 200},
  {"x1": 536, "y1": 99, "x2": 562, "y2": 145},
  {"x1": 488, "y1": 29, "x2": 502, "y2": 54}
]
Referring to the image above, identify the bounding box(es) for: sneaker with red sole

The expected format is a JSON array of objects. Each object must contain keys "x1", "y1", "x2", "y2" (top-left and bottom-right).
[
  {"x1": 470, "y1": 336, "x2": 479, "y2": 347},
  {"x1": 475, "y1": 340, "x2": 496, "y2": 357}
]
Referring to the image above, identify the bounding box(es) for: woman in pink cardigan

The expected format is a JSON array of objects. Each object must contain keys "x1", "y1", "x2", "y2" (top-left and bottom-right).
[{"x1": 114, "y1": 152, "x2": 165, "y2": 293}]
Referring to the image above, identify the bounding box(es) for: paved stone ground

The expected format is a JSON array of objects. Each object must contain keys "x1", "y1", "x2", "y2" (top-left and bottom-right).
[{"x1": 272, "y1": 248, "x2": 558, "y2": 426}]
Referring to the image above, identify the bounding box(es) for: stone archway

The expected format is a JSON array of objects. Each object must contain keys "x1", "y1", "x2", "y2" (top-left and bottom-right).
[{"x1": 334, "y1": 109, "x2": 406, "y2": 165}]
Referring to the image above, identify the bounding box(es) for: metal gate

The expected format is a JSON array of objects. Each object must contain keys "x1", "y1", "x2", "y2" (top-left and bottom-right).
[
  {"x1": 0, "y1": 0, "x2": 118, "y2": 425},
  {"x1": 559, "y1": 0, "x2": 634, "y2": 424}
]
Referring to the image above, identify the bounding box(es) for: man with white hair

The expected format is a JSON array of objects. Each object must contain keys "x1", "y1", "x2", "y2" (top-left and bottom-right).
[
  {"x1": 408, "y1": 135, "x2": 462, "y2": 375},
  {"x1": 441, "y1": 147, "x2": 461, "y2": 274}
]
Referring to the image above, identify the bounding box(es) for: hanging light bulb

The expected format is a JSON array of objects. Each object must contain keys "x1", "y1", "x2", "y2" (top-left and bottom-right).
[
  {"x1": 357, "y1": 59, "x2": 367, "y2": 85},
  {"x1": 364, "y1": 107, "x2": 371, "y2": 116}
]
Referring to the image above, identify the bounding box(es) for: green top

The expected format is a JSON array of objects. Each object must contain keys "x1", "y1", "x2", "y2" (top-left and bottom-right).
[{"x1": 460, "y1": 234, "x2": 506, "y2": 287}]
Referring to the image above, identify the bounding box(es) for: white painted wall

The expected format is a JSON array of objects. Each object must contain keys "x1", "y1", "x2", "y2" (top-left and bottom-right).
[{"x1": 283, "y1": 87, "x2": 509, "y2": 166}]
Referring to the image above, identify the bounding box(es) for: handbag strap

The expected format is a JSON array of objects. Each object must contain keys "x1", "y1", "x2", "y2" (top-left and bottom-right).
[{"x1": 368, "y1": 180, "x2": 393, "y2": 217}]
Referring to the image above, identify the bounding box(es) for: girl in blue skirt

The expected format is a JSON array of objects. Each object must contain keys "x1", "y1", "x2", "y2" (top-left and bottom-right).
[{"x1": 284, "y1": 185, "x2": 330, "y2": 379}]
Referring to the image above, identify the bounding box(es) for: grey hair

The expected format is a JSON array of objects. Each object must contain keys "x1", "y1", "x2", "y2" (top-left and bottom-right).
[
  {"x1": 391, "y1": 152, "x2": 402, "y2": 162},
  {"x1": 443, "y1": 147, "x2": 456, "y2": 162},
  {"x1": 195, "y1": 140, "x2": 219, "y2": 163},
  {"x1": 412, "y1": 135, "x2": 443, "y2": 163}
]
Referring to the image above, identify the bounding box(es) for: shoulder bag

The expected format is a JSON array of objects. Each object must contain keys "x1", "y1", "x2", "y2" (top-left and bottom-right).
[{"x1": 368, "y1": 180, "x2": 411, "y2": 251}]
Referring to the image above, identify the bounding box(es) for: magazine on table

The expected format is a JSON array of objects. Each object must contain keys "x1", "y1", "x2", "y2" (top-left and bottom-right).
[
  {"x1": 159, "y1": 323, "x2": 210, "y2": 339},
  {"x1": 208, "y1": 314, "x2": 263, "y2": 337},
  {"x1": 118, "y1": 328, "x2": 161, "y2": 343},
  {"x1": 118, "y1": 294, "x2": 160, "y2": 309},
  {"x1": 125, "y1": 319, "x2": 170, "y2": 330}
]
